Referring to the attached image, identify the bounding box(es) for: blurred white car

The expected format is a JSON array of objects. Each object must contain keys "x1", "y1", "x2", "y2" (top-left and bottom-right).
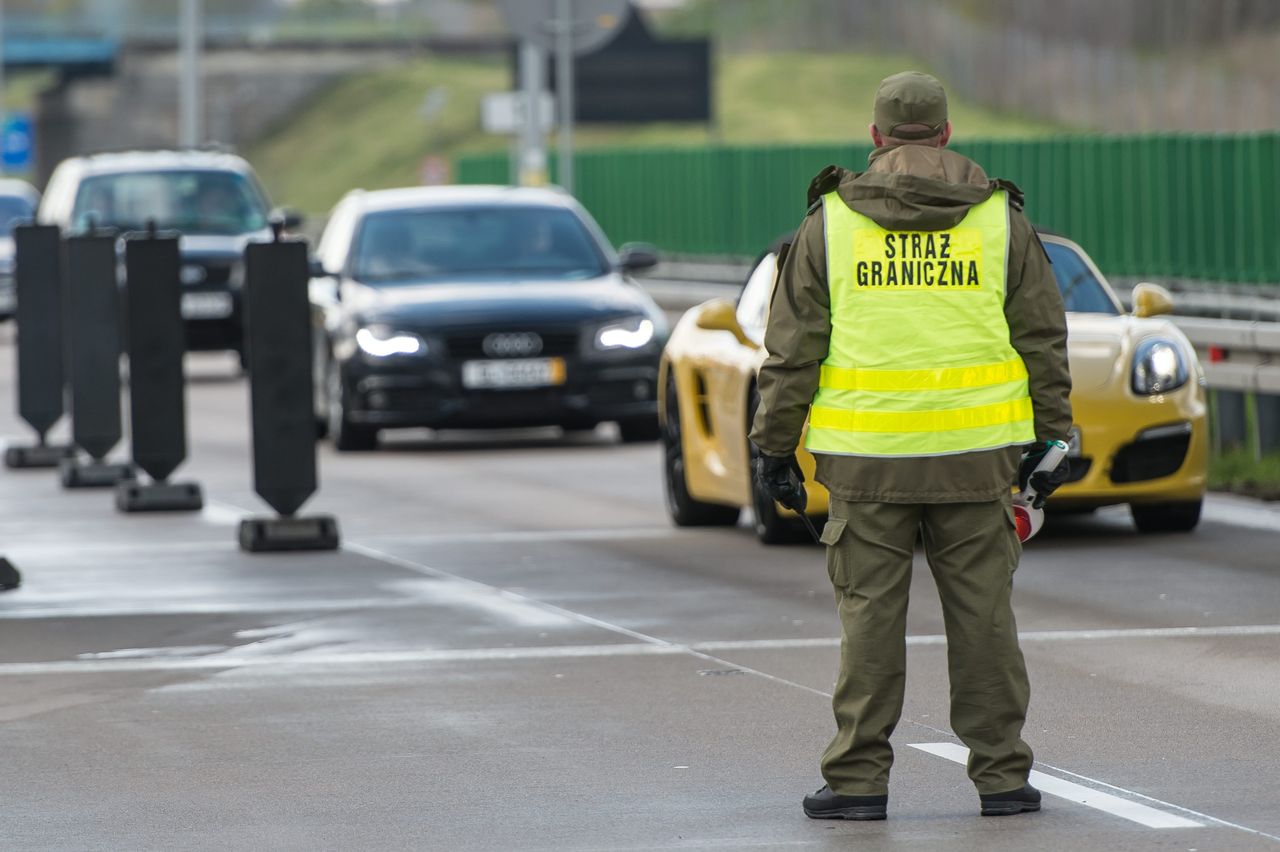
[{"x1": 0, "y1": 178, "x2": 41, "y2": 320}]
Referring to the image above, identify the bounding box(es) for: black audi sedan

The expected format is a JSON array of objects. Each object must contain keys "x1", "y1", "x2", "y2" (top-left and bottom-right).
[{"x1": 308, "y1": 186, "x2": 667, "y2": 450}]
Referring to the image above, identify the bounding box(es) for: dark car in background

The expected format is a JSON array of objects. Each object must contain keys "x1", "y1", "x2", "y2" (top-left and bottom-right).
[
  {"x1": 38, "y1": 150, "x2": 298, "y2": 365},
  {"x1": 0, "y1": 179, "x2": 42, "y2": 321},
  {"x1": 309, "y1": 185, "x2": 666, "y2": 450}
]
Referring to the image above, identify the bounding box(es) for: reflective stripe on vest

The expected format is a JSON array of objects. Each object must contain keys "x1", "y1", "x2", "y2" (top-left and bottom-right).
[{"x1": 805, "y1": 189, "x2": 1036, "y2": 458}]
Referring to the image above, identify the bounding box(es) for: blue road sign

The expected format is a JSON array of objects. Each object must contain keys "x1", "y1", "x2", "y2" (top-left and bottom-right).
[{"x1": 2, "y1": 114, "x2": 34, "y2": 172}]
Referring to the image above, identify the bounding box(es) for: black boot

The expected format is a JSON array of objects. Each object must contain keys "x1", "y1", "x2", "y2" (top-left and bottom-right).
[
  {"x1": 980, "y1": 783, "x2": 1041, "y2": 816},
  {"x1": 802, "y1": 785, "x2": 888, "y2": 820}
]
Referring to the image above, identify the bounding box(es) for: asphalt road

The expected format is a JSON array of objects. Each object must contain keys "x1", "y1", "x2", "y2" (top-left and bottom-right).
[{"x1": 2, "y1": 336, "x2": 1280, "y2": 851}]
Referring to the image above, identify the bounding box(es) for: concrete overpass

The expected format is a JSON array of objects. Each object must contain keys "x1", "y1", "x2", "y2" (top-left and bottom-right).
[{"x1": 3, "y1": 35, "x2": 118, "y2": 77}]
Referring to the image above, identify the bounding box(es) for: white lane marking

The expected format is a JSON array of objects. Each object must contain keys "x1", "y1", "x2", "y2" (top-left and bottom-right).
[
  {"x1": 909, "y1": 742, "x2": 1202, "y2": 829},
  {"x1": 201, "y1": 500, "x2": 251, "y2": 526},
  {"x1": 0, "y1": 643, "x2": 677, "y2": 675},
  {"x1": 344, "y1": 541, "x2": 836, "y2": 700},
  {"x1": 399, "y1": 577, "x2": 575, "y2": 629},
  {"x1": 693, "y1": 638, "x2": 841, "y2": 651},
  {"x1": 7, "y1": 539, "x2": 233, "y2": 558},
  {"x1": 693, "y1": 623, "x2": 1280, "y2": 653},
  {"x1": 5, "y1": 526, "x2": 677, "y2": 560},
  {"x1": 7, "y1": 528, "x2": 1278, "y2": 842},
  {"x1": 9, "y1": 620, "x2": 1280, "y2": 658},
  {"x1": 1031, "y1": 756, "x2": 1280, "y2": 843},
  {"x1": 1006, "y1": 623, "x2": 1280, "y2": 643},
  {"x1": 77, "y1": 645, "x2": 227, "y2": 660},
  {"x1": 363, "y1": 527, "x2": 678, "y2": 545},
  {"x1": 0, "y1": 596, "x2": 421, "y2": 620},
  {"x1": 1202, "y1": 495, "x2": 1280, "y2": 533},
  {"x1": 346, "y1": 544, "x2": 581, "y2": 628}
]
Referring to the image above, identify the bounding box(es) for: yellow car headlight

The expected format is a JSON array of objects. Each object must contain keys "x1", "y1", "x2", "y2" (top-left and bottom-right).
[{"x1": 1131, "y1": 338, "x2": 1188, "y2": 395}]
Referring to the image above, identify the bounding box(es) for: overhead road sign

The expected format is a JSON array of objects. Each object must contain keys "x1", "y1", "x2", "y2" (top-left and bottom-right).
[
  {"x1": 514, "y1": 11, "x2": 712, "y2": 124},
  {"x1": 1, "y1": 36, "x2": 117, "y2": 77},
  {"x1": 497, "y1": 0, "x2": 630, "y2": 55}
]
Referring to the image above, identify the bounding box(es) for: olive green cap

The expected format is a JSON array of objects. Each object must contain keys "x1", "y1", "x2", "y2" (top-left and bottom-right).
[{"x1": 874, "y1": 71, "x2": 948, "y2": 140}]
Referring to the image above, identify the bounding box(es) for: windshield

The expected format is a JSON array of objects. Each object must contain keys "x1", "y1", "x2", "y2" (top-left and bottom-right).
[
  {"x1": 736, "y1": 252, "x2": 777, "y2": 343},
  {"x1": 0, "y1": 195, "x2": 35, "y2": 236},
  {"x1": 71, "y1": 170, "x2": 269, "y2": 236},
  {"x1": 1043, "y1": 240, "x2": 1121, "y2": 315},
  {"x1": 351, "y1": 205, "x2": 608, "y2": 284}
]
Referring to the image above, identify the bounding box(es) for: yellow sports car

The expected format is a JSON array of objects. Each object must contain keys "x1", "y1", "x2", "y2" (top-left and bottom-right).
[{"x1": 659, "y1": 233, "x2": 1208, "y2": 543}]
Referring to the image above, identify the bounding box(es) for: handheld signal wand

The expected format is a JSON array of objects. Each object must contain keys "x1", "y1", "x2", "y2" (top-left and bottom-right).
[{"x1": 1012, "y1": 439, "x2": 1070, "y2": 543}]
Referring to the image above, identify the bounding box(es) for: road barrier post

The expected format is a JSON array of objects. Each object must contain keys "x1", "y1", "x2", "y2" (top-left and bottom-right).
[
  {"x1": 1211, "y1": 389, "x2": 1248, "y2": 455},
  {"x1": 0, "y1": 557, "x2": 19, "y2": 591},
  {"x1": 116, "y1": 226, "x2": 203, "y2": 512},
  {"x1": 60, "y1": 230, "x2": 135, "y2": 488},
  {"x1": 4, "y1": 224, "x2": 74, "y2": 469},
  {"x1": 238, "y1": 225, "x2": 339, "y2": 552},
  {"x1": 1256, "y1": 394, "x2": 1279, "y2": 457}
]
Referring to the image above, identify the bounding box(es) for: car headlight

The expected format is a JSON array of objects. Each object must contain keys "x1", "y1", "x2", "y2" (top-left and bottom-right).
[
  {"x1": 1131, "y1": 338, "x2": 1188, "y2": 395},
  {"x1": 595, "y1": 316, "x2": 655, "y2": 350},
  {"x1": 356, "y1": 326, "x2": 427, "y2": 358}
]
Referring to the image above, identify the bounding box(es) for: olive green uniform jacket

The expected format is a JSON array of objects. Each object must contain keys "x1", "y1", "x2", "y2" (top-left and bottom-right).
[{"x1": 749, "y1": 145, "x2": 1073, "y2": 502}]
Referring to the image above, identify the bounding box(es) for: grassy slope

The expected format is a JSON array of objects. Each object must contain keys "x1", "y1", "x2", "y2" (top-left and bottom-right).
[
  {"x1": 248, "y1": 57, "x2": 509, "y2": 217},
  {"x1": 2, "y1": 71, "x2": 56, "y2": 112},
  {"x1": 247, "y1": 51, "x2": 1065, "y2": 217},
  {"x1": 1210, "y1": 449, "x2": 1280, "y2": 500}
]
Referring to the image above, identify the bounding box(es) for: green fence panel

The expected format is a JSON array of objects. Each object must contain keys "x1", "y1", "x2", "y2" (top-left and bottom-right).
[{"x1": 457, "y1": 133, "x2": 1280, "y2": 284}]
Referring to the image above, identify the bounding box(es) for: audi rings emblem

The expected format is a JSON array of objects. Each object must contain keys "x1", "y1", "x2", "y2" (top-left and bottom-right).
[{"x1": 483, "y1": 332, "x2": 544, "y2": 358}]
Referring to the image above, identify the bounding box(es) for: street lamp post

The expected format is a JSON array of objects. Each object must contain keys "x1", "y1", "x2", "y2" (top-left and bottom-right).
[
  {"x1": 1, "y1": 0, "x2": 7, "y2": 173},
  {"x1": 179, "y1": 0, "x2": 203, "y2": 148},
  {"x1": 555, "y1": 0, "x2": 574, "y2": 195}
]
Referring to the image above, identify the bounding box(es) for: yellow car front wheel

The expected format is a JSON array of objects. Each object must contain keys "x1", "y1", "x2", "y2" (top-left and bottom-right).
[
  {"x1": 662, "y1": 374, "x2": 740, "y2": 527},
  {"x1": 1130, "y1": 499, "x2": 1202, "y2": 533}
]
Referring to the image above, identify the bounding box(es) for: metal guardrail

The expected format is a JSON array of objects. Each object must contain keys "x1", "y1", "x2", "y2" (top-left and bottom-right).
[{"x1": 1171, "y1": 317, "x2": 1280, "y2": 394}]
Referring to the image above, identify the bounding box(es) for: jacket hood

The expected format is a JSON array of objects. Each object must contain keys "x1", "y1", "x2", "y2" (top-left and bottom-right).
[{"x1": 807, "y1": 146, "x2": 1023, "y2": 232}]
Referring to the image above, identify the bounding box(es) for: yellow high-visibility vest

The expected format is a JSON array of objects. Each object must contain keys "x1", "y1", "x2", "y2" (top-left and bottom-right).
[{"x1": 805, "y1": 190, "x2": 1035, "y2": 457}]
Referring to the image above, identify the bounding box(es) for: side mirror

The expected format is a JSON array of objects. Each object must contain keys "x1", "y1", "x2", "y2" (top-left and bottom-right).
[
  {"x1": 1132, "y1": 282, "x2": 1173, "y2": 318},
  {"x1": 695, "y1": 298, "x2": 757, "y2": 349},
  {"x1": 618, "y1": 242, "x2": 659, "y2": 273},
  {"x1": 309, "y1": 256, "x2": 334, "y2": 279},
  {"x1": 272, "y1": 207, "x2": 305, "y2": 231}
]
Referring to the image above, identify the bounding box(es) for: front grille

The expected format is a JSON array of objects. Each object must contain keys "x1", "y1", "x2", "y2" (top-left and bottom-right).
[
  {"x1": 1110, "y1": 434, "x2": 1191, "y2": 484},
  {"x1": 186, "y1": 260, "x2": 234, "y2": 287},
  {"x1": 445, "y1": 330, "x2": 581, "y2": 359}
]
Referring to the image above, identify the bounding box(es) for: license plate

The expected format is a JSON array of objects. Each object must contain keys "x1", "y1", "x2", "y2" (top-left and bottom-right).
[
  {"x1": 461, "y1": 358, "x2": 566, "y2": 389},
  {"x1": 181, "y1": 291, "x2": 233, "y2": 320},
  {"x1": 1066, "y1": 426, "x2": 1082, "y2": 457}
]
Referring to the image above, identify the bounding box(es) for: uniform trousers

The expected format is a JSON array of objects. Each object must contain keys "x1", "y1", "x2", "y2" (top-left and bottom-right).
[{"x1": 818, "y1": 494, "x2": 1033, "y2": 795}]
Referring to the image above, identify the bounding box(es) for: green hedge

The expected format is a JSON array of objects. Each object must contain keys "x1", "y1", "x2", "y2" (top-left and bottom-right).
[{"x1": 457, "y1": 134, "x2": 1280, "y2": 285}]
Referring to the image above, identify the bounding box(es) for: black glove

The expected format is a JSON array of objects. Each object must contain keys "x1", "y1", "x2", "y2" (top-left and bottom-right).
[
  {"x1": 1018, "y1": 440, "x2": 1070, "y2": 509},
  {"x1": 753, "y1": 450, "x2": 807, "y2": 514}
]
